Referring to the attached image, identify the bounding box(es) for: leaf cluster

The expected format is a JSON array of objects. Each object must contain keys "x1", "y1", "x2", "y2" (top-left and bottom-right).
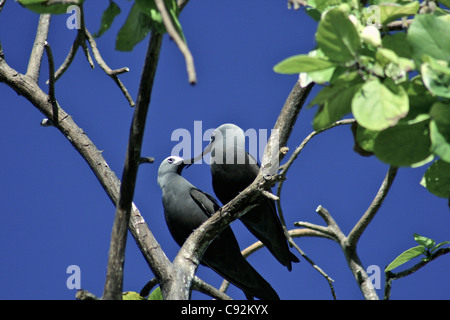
[
  {"x1": 17, "y1": 0, "x2": 185, "y2": 51},
  {"x1": 385, "y1": 233, "x2": 450, "y2": 271},
  {"x1": 275, "y1": 0, "x2": 450, "y2": 201}
]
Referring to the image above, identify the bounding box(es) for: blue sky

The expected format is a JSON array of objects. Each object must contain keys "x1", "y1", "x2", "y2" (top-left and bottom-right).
[{"x1": 0, "y1": 0, "x2": 449, "y2": 300}]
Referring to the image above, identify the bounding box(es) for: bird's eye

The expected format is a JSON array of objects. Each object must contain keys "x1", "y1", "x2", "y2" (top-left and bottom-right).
[{"x1": 167, "y1": 157, "x2": 174, "y2": 164}]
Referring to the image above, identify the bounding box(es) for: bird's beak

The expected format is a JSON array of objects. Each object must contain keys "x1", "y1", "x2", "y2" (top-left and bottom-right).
[{"x1": 185, "y1": 142, "x2": 213, "y2": 169}]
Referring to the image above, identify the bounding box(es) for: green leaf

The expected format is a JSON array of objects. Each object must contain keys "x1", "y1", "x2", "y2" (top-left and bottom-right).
[
  {"x1": 352, "y1": 78, "x2": 409, "y2": 131},
  {"x1": 274, "y1": 55, "x2": 336, "y2": 74},
  {"x1": 17, "y1": 0, "x2": 84, "y2": 14},
  {"x1": 122, "y1": 291, "x2": 145, "y2": 300},
  {"x1": 421, "y1": 159, "x2": 450, "y2": 198},
  {"x1": 432, "y1": 241, "x2": 450, "y2": 253},
  {"x1": 404, "y1": 76, "x2": 436, "y2": 122},
  {"x1": 378, "y1": 2, "x2": 420, "y2": 25},
  {"x1": 316, "y1": 8, "x2": 361, "y2": 63},
  {"x1": 407, "y1": 14, "x2": 450, "y2": 63},
  {"x1": 374, "y1": 47, "x2": 414, "y2": 81},
  {"x1": 135, "y1": 0, "x2": 185, "y2": 42},
  {"x1": 94, "y1": 0, "x2": 121, "y2": 38},
  {"x1": 313, "y1": 84, "x2": 361, "y2": 130},
  {"x1": 148, "y1": 287, "x2": 163, "y2": 300},
  {"x1": 116, "y1": 3, "x2": 152, "y2": 52},
  {"x1": 382, "y1": 32, "x2": 413, "y2": 59},
  {"x1": 430, "y1": 121, "x2": 450, "y2": 162},
  {"x1": 374, "y1": 119, "x2": 432, "y2": 167},
  {"x1": 413, "y1": 233, "x2": 436, "y2": 249},
  {"x1": 421, "y1": 57, "x2": 450, "y2": 99},
  {"x1": 385, "y1": 245, "x2": 425, "y2": 272},
  {"x1": 355, "y1": 125, "x2": 379, "y2": 154},
  {"x1": 430, "y1": 102, "x2": 450, "y2": 161}
]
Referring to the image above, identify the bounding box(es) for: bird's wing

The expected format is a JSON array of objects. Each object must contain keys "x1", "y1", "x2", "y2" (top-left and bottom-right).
[{"x1": 190, "y1": 188, "x2": 221, "y2": 218}]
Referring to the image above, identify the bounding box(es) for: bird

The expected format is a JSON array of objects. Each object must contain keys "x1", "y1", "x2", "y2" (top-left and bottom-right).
[
  {"x1": 189, "y1": 123, "x2": 299, "y2": 271},
  {"x1": 157, "y1": 155, "x2": 280, "y2": 300}
]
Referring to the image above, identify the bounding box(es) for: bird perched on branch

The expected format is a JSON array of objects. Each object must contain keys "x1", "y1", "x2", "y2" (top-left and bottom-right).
[
  {"x1": 157, "y1": 156, "x2": 279, "y2": 300},
  {"x1": 190, "y1": 123, "x2": 299, "y2": 271}
]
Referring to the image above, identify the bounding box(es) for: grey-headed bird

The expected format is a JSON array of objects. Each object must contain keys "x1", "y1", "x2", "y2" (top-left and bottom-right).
[{"x1": 157, "y1": 156, "x2": 279, "y2": 300}]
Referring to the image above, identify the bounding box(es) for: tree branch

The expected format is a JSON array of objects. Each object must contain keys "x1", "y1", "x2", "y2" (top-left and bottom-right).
[
  {"x1": 102, "y1": 31, "x2": 163, "y2": 300},
  {"x1": 347, "y1": 166, "x2": 398, "y2": 248},
  {"x1": 49, "y1": 8, "x2": 134, "y2": 107},
  {"x1": 384, "y1": 247, "x2": 450, "y2": 300},
  {"x1": 155, "y1": 0, "x2": 196, "y2": 84},
  {"x1": 26, "y1": 14, "x2": 51, "y2": 83},
  {"x1": 84, "y1": 29, "x2": 134, "y2": 107},
  {"x1": 51, "y1": 32, "x2": 81, "y2": 82},
  {"x1": 43, "y1": 42, "x2": 56, "y2": 103},
  {"x1": 261, "y1": 82, "x2": 314, "y2": 176}
]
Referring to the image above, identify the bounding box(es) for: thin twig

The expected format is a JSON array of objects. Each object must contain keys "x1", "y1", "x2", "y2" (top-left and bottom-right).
[
  {"x1": 140, "y1": 278, "x2": 159, "y2": 297},
  {"x1": 191, "y1": 277, "x2": 233, "y2": 300},
  {"x1": 84, "y1": 29, "x2": 134, "y2": 106},
  {"x1": 51, "y1": 33, "x2": 81, "y2": 82},
  {"x1": 385, "y1": 19, "x2": 413, "y2": 31},
  {"x1": 384, "y1": 247, "x2": 450, "y2": 300},
  {"x1": 276, "y1": 119, "x2": 356, "y2": 241},
  {"x1": 45, "y1": 0, "x2": 81, "y2": 5},
  {"x1": 154, "y1": 0, "x2": 196, "y2": 84},
  {"x1": 347, "y1": 166, "x2": 398, "y2": 247},
  {"x1": 78, "y1": 5, "x2": 94, "y2": 69},
  {"x1": 278, "y1": 119, "x2": 356, "y2": 177},
  {"x1": 26, "y1": 14, "x2": 51, "y2": 82},
  {"x1": 44, "y1": 42, "x2": 55, "y2": 103}
]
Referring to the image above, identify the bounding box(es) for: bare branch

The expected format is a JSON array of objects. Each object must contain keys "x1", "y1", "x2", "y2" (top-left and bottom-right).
[
  {"x1": 26, "y1": 14, "x2": 51, "y2": 82},
  {"x1": 52, "y1": 33, "x2": 81, "y2": 82},
  {"x1": 84, "y1": 29, "x2": 134, "y2": 106},
  {"x1": 43, "y1": 42, "x2": 55, "y2": 103},
  {"x1": 103, "y1": 32, "x2": 163, "y2": 300},
  {"x1": 261, "y1": 189, "x2": 280, "y2": 201},
  {"x1": 347, "y1": 166, "x2": 398, "y2": 247},
  {"x1": 279, "y1": 119, "x2": 356, "y2": 176},
  {"x1": 45, "y1": 0, "x2": 81, "y2": 5},
  {"x1": 191, "y1": 277, "x2": 233, "y2": 300},
  {"x1": 154, "y1": 0, "x2": 196, "y2": 84}
]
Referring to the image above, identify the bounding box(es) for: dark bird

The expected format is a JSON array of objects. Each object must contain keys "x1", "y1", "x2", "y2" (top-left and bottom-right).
[
  {"x1": 157, "y1": 156, "x2": 279, "y2": 300},
  {"x1": 190, "y1": 123, "x2": 299, "y2": 271}
]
